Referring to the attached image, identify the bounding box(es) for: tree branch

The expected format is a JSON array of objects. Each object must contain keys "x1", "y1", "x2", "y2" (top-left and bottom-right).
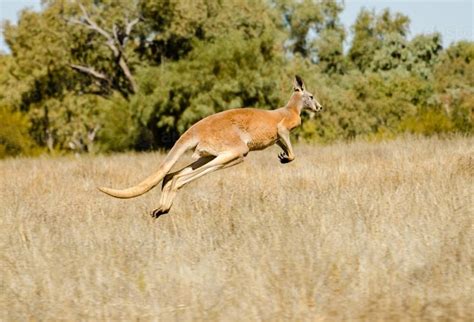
[
  {"x1": 67, "y1": 4, "x2": 140, "y2": 95},
  {"x1": 112, "y1": 23, "x2": 120, "y2": 47},
  {"x1": 70, "y1": 64, "x2": 111, "y2": 82},
  {"x1": 125, "y1": 17, "x2": 140, "y2": 38},
  {"x1": 78, "y1": 3, "x2": 112, "y2": 41},
  {"x1": 118, "y1": 58, "x2": 138, "y2": 93},
  {"x1": 67, "y1": 4, "x2": 120, "y2": 57}
]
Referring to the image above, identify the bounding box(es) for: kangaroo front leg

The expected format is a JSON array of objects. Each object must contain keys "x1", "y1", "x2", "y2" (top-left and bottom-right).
[{"x1": 277, "y1": 126, "x2": 295, "y2": 164}]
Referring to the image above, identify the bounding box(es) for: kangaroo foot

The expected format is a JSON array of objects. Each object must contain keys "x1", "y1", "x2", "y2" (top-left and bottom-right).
[{"x1": 150, "y1": 208, "x2": 169, "y2": 218}]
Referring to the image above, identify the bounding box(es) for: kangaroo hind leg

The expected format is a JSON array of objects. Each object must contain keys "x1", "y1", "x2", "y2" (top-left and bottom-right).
[
  {"x1": 151, "y1": 147, "x2": 247, "y2": 218},
  {"x1": 151, "y1": 156, "x2": 215, "y2": 218}
]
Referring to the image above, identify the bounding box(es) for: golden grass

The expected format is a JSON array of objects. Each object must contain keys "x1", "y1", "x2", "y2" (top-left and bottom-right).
[{"x1": 1, "y1": 136, "x2": 473, "y2": 321}]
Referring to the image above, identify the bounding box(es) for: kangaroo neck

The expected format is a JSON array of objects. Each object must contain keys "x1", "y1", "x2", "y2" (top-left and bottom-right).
[
  {"x1": 275, "y1": 99, "x2": 302, "y2": 131},
  {"x1": 284, "y1": 95, "x2": 303, "y2": 116}
]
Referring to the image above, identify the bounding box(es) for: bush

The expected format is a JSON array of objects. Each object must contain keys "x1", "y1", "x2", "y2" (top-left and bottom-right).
[
  {"x1": 450, "y1": 91, "x2": 474, "y2": 134},
  {"x1": 399, "y1": 108, "x2": 454, "y2": 136},
  {"x1": 0, "y1": 106, "x2": 37, "y2": 158},
  {"x1": 97, "y1": 94, "x2": 150, "y2": 152}
]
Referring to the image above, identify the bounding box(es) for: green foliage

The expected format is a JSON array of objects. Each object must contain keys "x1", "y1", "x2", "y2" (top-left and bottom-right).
[
  {"x1": 399, "y1": 108, "x2": 454, "y2": 136},
  {"x1": 0, "y1": 106, "x2": 36, "y2": 158},
  {"x1": 137, "y1": 30, "x2": 285, "y2": 148},
  {"x1": 276, "y1": 0, "x2": 345, "y2": 73},
  {"x1": 437, "y1": 89, "x2": 474, "y2": 134},
  {"x1": 434, "y1": 41, "x2": 474, "y2": 90},
  {"x1": 0, "y1": 1, "x2": 472, "y2": 157},
  {"x1": 349, "y1": 8, "x2": 411, "y2": 72},
  {"x1": 431, "y1": 41, "x2": 474, "y2": 135},
  {"x1": 409, "y1": 33, "x2": 443, "y2": 78},
  {"x1": 97, "y1": 94, "x2": 146, "y2": 152}
]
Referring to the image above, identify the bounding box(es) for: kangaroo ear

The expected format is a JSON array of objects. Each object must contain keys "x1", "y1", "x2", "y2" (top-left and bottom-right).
[{"x1": 294, "y1": 75, "x2": 305, "y2": 91}]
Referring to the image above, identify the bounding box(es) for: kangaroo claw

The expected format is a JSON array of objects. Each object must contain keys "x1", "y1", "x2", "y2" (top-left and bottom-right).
[{"x1": 150, "y1": 208, "x2": 169, "y2": 218}]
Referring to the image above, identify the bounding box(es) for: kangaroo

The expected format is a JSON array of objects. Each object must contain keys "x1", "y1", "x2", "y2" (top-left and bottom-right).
[{"x1": 99, "y1": 75, "x2": 323, "y2": 217}]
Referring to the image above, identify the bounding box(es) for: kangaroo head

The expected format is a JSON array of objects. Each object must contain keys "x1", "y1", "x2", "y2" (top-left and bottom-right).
[{"x1": 292, "y1": 75, "x2": 323, "y2": 113}]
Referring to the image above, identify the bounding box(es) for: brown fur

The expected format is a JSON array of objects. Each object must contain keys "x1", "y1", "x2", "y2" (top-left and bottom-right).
[{"x1": 98, "y1": 75, "x2": 323, "y2": 217}]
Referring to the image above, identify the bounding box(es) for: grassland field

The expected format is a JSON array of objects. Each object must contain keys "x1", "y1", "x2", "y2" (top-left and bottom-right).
[{"x1": 1, "y1": 136, "x2": 473, "y2": 321}]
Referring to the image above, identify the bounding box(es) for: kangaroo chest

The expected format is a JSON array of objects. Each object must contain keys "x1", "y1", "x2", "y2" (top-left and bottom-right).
[{"x1": 282, "y1": 114, "x2": 302, "y2": 132}]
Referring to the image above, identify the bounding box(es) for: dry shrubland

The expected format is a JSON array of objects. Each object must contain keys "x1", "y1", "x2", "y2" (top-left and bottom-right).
[{"x1": 1, "y1": 136, "x2": 473, "y2": 321}]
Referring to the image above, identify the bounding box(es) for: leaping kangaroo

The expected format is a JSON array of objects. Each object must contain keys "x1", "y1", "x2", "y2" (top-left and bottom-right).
[{"x1": 99, "y1": 75, "x2": 323, "y2": 217}]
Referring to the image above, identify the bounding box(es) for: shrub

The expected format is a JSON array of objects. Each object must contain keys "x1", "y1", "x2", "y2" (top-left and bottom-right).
[
  {"x1": 0, "y1": 106, "x2": 37, "y2": 158},
  {"x1": 399, "y1": 108, "x2": 454, "y2": 136}
]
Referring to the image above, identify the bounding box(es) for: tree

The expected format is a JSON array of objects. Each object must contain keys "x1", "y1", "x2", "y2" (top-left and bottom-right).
[
  {"x1": 0, "y1": 0, "x2": 472, "y2": 157},
  {"x1": 2, "y1": 1, "x2": 115, "y2": 152},
  {"x1": 274, "y1": 0, "x2": 345, "y2": 73},
  {"x1": 67, "y1": 3, "x2": 140, "y2": 97},
  {"x1": 3, "y1": 3, "x2": 78, "y2": 150},
  {"x1": 433, "y1": 41, "x2": 474, "y2": 134},
  {"x1": 434, "y1": 41, "x2": 474, "y2": 90},
  {"x1": 107, "y1": 2, "x2": 287, "y2": 150},
  {"x1": 408, "y1": 33, "x2": 443, "y2": 78},
  {"x1": 311, "y1": 0, "x2": 346, "y2": 74},
  {"x1": 349, "y1": 8, "x2": 410, "y2": 72}
]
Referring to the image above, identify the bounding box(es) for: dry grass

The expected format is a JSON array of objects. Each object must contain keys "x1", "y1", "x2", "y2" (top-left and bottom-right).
[{"x1": 1, "y1": 136, "x2": 473, "y2": 321}]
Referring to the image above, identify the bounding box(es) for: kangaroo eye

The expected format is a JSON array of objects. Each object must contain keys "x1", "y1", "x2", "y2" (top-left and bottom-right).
[{"x1": 310, "y1": 95, "x2": 314, "y2": 99}]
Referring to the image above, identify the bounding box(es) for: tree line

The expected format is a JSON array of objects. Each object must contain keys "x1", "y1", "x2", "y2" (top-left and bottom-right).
[{"x1": 0, "y1": 0, "x2": 472, "y2": 157}]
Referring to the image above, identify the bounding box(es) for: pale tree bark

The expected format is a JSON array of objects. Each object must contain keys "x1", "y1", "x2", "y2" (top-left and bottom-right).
[
  {"x1": 67, "y1": 4, "x2": 140, "y2": 96},
  {"x1": 68, "y1": 124, "x2": 101, "y2": 154}
]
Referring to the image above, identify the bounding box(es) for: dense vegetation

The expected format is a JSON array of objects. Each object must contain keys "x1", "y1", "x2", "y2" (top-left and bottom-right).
[{"x1": 0, "y1": 0, "x2": 472, "y2": 157}]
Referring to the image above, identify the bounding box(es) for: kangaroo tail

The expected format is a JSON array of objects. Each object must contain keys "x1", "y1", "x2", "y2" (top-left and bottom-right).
[{"x1": 98, "y1": 136, "x2": 197, "y2": 199}]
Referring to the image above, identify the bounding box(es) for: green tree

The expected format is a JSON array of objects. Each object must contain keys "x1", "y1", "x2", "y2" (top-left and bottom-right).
[
  {"x1": 408, "y1": 33, "x2": 443, "y2": 78},
  {"x1": 3, "y1": 4, "x2": 78, "y2": 151},
  {"x1": 1, "y1": 0, "x2": 472, "y2": 157},
  {"x1": 274, "y1": 0, "x2": 345, "y2": 74},
  {"x1": 349, "y1": 8, "x2": 410, "y2": 72},
  {"x1": 96, "y1": 0, "x2": 287, "y2": 150},
  {"x1": 2, "y1": 1, "x2": 139, "y2": 152},
  {"x1": 433, "y1": 41, "x2": 474, "y2": 134},
  {"x1": 136, "y1": 33, "x2": 284, "y2": 148},
  {"x1": 65, "y1": 0, "x2": 142, "y2": 97}
]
